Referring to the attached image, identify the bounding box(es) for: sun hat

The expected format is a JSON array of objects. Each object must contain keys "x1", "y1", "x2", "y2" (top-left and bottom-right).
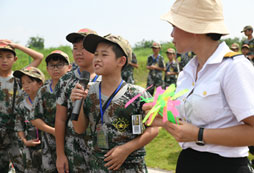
[
  {"x1": 14, "y1": 66, "x2": 45, "y2": 83},
  {"x1": 83, "y1": 34, "x2": 132, "y2": 66},
  {"x1": 151, "y1": 42, "x2": 161, "y2": 49},
  {"x1": 45, "y1": 50, "x2": 70, "y2": 64},
  {"x1": 0, "y1": 43, "x2": 16, "y2": 56},
  {"x1": 166, "y1": 48, "x2": 176, "y2": 54},
  {"x1": 161, "y1": 0, "x2": 229, "y2": 35},
  {"x1": 241, "y1": 25, "x2": 253, "y2": 33},
  {"x1": 66, "y1": 28, "x2": 97, "y2": 43}
]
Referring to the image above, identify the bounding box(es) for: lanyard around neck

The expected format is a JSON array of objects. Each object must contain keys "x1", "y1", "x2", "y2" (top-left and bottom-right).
[{"x1": 99, "y1": 80, "x2": 124, "y2": 125}]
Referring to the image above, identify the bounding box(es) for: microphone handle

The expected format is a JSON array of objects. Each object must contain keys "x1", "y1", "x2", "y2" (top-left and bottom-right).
[{"x1": 71, "y1": 98, "x2": 84, "y2": 121}]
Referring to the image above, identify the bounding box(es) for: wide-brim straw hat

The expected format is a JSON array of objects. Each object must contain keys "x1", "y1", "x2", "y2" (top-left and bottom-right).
[{"x1": 161, "y1": 0, "x2": 229, "y2": 35}]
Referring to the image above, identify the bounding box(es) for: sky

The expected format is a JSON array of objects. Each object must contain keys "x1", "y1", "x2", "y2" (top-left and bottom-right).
[{"x1": 1, "y1": 0, "x2": 253, "y2": 48}]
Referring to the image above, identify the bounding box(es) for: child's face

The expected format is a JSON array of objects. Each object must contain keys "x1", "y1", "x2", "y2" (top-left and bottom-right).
[
  {"x1": 73, "y1": 41, "x2": 94, "y2": 69},
  {"x1": 0, "y1": 50, "x2": 17, "y2": 72},
  {"x1": 152, "y1": 48, "x2": 160, "y2": 55},
  {"x1": 242, "y1": 48, "x2": 249, "y2": 56},
  {"x1": 166, "y1": 52, "x2": 175, "y2": 61},
  {"x1": 47, "y1": 60, "x2": 70, "y2": 81},
  {"x1": 93, "y1": 43, "x2": 124, "y2": 76},
  {"x1": 21, "y1": 75, "x2": 42, "y2": 96}
]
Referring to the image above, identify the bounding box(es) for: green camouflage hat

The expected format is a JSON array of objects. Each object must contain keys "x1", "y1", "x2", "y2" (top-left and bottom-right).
[
  {"x1": 14, "y1": 66, "x2": 45, "y2": 83},
  {"x1": 151, "y1": 42, "x2": 161, "y2": 49},
  {"x1": 242, "y1": 44, "x2": 250, "y2": 49},
  {"x1": 66, "y1": 28, "x2": 97, "y2": 43},
  {"x1": 45, "y1": 50, "x2": 70, "y2": 64},
  {"x1": 231, "y1": 43, "x2": 240, "y2": 49},
  {"x1": 241, "y1": 25, "x2": 253, "y2": 33},
  {"x1": 0, "y1": 43, "x2": 16, "y2": 56},
  {"x1": 83, "y1": 33, "x2": 132, "y2": 66}
]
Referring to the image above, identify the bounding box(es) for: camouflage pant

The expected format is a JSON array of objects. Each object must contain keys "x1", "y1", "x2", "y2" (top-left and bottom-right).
[
  {"x1": 89, "y1": 152, "x2": 148, "y2": 173},
  {"x1": 0, "y1": 131, "x2": 24, "y2": 173},
  {"x1": 164, "y1": 76, "x2": 177, "y2": 89},
  {"x1": 22, "y1": 146, "x2": 42, "y2": 173},
  {"x1": 41, "y1": 134, "x2": 57, "y2": 173},
  {"x1": 65, "y1": 131, "x2": 92, "y2": 172},
  {"x1": 146, "y1": 73, "x2": 163, "y2": 95}
]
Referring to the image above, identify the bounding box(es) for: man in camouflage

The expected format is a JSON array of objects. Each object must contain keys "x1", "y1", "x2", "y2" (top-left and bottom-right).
[
  {"x1": 241, "y1": 25, "x2": 254, "y2": 62},
  {"x1": 164, "y1": 48, "x2": 179, "y2": 88},
  {"x1": 121, "y1": 52, "x2": 138, "y2": 84},
  {"x1": 55, "y1": 28, "x2": 100, "y2": 173},
  {"x1": 0, "y1": 40, "x2": 43, "y2": 173},
  {"x1": 146, "y1": 42, "x2": 165, "y2": 95},
  {"x1": 177, "y1": 51, "x2": 194, "y2": 71}
]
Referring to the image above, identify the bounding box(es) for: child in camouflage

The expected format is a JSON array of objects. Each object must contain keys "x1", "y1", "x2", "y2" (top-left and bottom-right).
[
  {"x1": 13, "y1": 66, "x2": 45, "y2": 173},
  {"x1": 30, "y1": 50, "x2": 71, "y2": 173},
  {"x1": 71, "y1": 33, "x2": 159, "y2": 172},
  {"x1": 0, "y1": 39, "x2": 43, "y2": 173}
]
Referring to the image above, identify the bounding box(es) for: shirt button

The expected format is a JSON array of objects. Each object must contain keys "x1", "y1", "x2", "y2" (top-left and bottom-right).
[
  {"x1": 192, "y1": 82, "x2": 195, "y2": 86},
  {"x1": 203, "y1": 91, "x2": 207, "y2": 96}
]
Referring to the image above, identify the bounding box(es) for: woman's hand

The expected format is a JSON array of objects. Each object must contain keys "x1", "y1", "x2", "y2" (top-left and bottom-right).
[
  {"x1": 142, "y1": 103, "x2": 199, "y2": 142},
  {"x1": 70, "y1": 83, "x2": 88, "y2": 102}
]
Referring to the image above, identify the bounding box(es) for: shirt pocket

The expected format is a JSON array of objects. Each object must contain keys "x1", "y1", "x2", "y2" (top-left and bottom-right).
[{"x1": 184, "y1": 82, "x2": 222, "y2": 126}]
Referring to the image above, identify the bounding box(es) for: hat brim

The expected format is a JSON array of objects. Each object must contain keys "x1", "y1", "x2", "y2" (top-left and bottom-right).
[
  {"x1": 45, "y1": 53, "x2": 69, "y2": 64},
  {"x1": 0, "y1": 48, "x2": 16, "y2": 56},
  {"x1": 66, "y1": 33, "x2": 85, "y2": 43},
  {"x1": 13, "y1": 70, "x2": 26, "y2": 79},
  {"x1": 161, "y1": 10, "x2": 229, "y2": 35},
  {"x1": 83, "y1": 34, "x2": 114, "y2": 54}
]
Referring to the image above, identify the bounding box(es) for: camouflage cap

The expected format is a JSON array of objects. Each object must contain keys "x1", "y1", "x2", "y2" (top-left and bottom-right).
[
  {"x1": 231, "y1": 43, "x2": 240, "y2": 49},
  {"x1": 242, "y1": 44, "x2": 250, "y2": 49},
  {"x1": 66, "y1": 28, "x2": 97, "y2": 43},
  {"x1": 241, "y1": 25, "x2": 253, "y2": 33},
  {"x1": 166, "y1": 48, "x2": 176, "y2": 54},
  {"x1": 0, "y1": 43, "x2": 16, "y2": 56},
  {"x1": 151, "y1": 42, "x2": 161, "y2": 49},
  {"x1": 45, "y1": 50, "x2": 70, "y2": 64},
  {"x1": 14, "y1": 66, "x2": 45, "y2": 83},
  {"x1": 83, "y1": 33, "x2": 132, "y2": 66}
]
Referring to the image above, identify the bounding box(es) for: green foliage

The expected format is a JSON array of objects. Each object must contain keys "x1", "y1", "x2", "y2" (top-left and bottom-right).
[
  {"x1": 221, "y1": 37, "x2": 246, "y2": 47},
  {"x1": 26, "y1": 36, "x2": 45, "y2": 49},
  {"x1": 134, "y1": 39, "x2": 155, "y2": 49}
]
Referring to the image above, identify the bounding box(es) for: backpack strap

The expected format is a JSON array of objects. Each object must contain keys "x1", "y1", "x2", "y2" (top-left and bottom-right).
[{"x1": 12, "y1": 77, "x2": 18, "y2": 114}]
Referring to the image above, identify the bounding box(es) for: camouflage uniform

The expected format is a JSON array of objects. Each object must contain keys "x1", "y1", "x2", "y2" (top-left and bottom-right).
[
  {"x1": 164, "y1": 60, "x2": 179, "y2": 88},
  {"x1": 146, "y1": 54, "x2": 165, "y2": 95},
  {"x1": 15, "y1": 97, "x2": 42, "y2": 173},
  {"x1": 55, "y1": 68, "x2": 101, "y2": 172},
  {"x1": 177, "y1": 52, "x2": 194, "y2": 71},
  {"x1": 121, "y1": 53, "x2": 138, "y2": 84},
  {"x1": 243, "y1": 38, "x2": 254, "y2": 63},
  {"x1": 0, "y1": 75, "x2": 24, "y2": 173},
  {"x1": 83, "y1": 82, "x2": 150, "y2": 173},
  {"x1": 30, "y1": 83, "x2": 57, "y2": 173}
]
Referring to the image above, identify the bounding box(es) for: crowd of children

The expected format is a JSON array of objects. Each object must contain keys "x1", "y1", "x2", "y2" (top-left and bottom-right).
[{"x1": 0, "y1": 23, "x2": 253, "y2": 173}]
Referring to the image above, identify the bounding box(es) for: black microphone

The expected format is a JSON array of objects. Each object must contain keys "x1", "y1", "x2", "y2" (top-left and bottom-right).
[{"x1": 71, "y1": 70, "x2": 90, "y2": 121}]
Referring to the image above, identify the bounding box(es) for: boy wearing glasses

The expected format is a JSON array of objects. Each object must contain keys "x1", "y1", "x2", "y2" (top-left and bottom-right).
[
  {"x1": 146, "y1": 42, "x2": 165, "y2": 95},
  {"x1": 29, "y1": 50, "x2": 71, "y2": 172}
]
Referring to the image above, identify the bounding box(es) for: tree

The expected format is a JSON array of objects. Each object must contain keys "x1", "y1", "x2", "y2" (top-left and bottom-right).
[{"x1": 27, "y1": 36, "x2": 44, "y2": 49}]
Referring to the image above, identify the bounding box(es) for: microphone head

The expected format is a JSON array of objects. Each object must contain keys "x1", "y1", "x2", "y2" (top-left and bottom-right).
[{"x1": 80, "y1": 70, "x2": 90, "y2": 81}]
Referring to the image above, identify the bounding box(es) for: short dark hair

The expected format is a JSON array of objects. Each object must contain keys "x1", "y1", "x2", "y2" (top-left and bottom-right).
[
  {"x1": 72, "y1": 37, "x2": 84, "y2": 44},
  {"x1": 206, "y1": 33, "x2": 222, "y2": 41},
  {"x1": 100, "y1": 41, "x2": 127, "y2": 69},
  {"x1": 46, "y1": 55, "x2": 68, "y2": 66}
]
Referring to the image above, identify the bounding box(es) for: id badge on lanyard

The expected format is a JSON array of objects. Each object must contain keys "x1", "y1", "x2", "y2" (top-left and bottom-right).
[
  {"x1": 132, "y1": 114, "x2": 143, "y2": 135},
  {"x1": 96, "y1": 124, "x2": 109, "y2": 149}
]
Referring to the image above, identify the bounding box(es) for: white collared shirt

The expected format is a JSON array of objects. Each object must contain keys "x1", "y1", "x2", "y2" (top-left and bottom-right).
[{"x1": 176, "y1": 42, "x2": 254, "y2": 157}]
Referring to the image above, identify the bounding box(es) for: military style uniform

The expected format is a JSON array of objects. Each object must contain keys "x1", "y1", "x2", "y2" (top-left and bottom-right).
[
  {"x1": 83, "y1": 82, "x2": 150, "y2": 173},
  {"x1": 243, "y1": 38, "x2": 254, "y2": 61},
  {"x1": 121, "y1": 53, "x2": 138, "y2": 84},
  {"x1": 15, "y1": 97, "x2": 42, "y2": 173},
  {"x1": 55, "y1": 68, "x2": 101, "y2": 172},
  {"x1": 177, "y1": 52, "x2": 194, "y2": 71},
  {"x1": 164, "y1": 60, "x2": 179, "y2": 88},
  {"x1": 30, "y1": 83, "x2": 57, "y2": 173},
  {"x1": 0, "y1": 75, "x2": 24, "y2": 173},
  {"x1": 146, "y1": 54, "x2": 165, "y2": 95}
]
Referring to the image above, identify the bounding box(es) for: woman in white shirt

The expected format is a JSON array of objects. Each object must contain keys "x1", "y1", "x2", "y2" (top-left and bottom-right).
[{"x1": 144, "y1": 0, "x2": 254, "y2": 172}]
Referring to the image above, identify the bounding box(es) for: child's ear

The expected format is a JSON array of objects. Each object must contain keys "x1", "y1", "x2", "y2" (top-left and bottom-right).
[
  {"x1": 67, "y1": 64, "x2": 72, "y2": 72},
  {"x1": 14, "y1": 56, "x2": 18, "y2": 62},
  {"x1": 119, "y1": 56, "x2": 127, "y2": 67}
]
